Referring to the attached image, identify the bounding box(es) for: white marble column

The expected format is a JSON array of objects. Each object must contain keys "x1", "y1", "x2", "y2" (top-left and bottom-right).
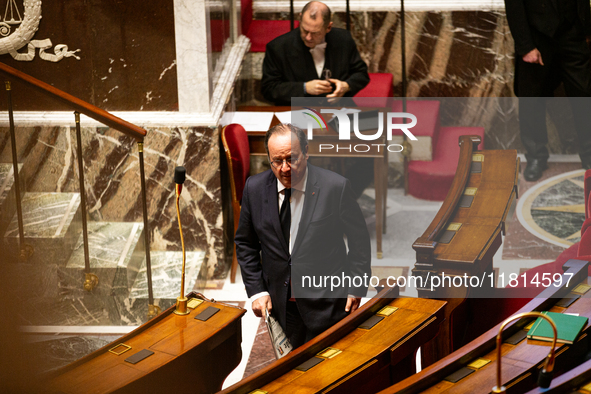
[{"x1": 174, "y1": 0, "x2": 213, "y2": 113}]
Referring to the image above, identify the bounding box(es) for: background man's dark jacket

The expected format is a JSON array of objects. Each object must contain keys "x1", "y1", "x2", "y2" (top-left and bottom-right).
[
  {"x1": 505, "y1": 0, "x2": 591, "y2": 56},
  {"x1": 261, "y1": 28, "x2": 369, "y2": 105}
]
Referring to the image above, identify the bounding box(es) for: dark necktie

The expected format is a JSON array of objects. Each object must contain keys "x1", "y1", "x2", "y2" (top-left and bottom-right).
[{"x1": 280, "y1": 188, "x2": 291, "y2": 246}]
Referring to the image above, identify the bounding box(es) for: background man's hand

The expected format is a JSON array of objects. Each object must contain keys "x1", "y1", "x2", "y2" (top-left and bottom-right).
[
  {"x1": 306, "y1": 79, "x2": 334, "y2": 95},
  {"x1": 522, "y1": 48, "x2": 544, "y2": 65},
  {"x1": 251, "y1": 295, "x2": 272, "y2": 318},
  {"x1": 326, "y1": 79, "x2": 350, "y2": 98},
  {"x1": 345, "y1": 296, "x2": 361, "y2": 313}
]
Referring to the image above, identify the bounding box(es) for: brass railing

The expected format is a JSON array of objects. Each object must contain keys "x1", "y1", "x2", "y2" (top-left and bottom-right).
[{"x1": 0, "y1": 61, "x2": 158, "y2": 316}]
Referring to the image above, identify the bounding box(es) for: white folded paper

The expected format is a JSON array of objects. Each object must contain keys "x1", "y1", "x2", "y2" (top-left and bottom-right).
[{"x1": 220, "y1": 111, "x2": 274, "y2": 131}]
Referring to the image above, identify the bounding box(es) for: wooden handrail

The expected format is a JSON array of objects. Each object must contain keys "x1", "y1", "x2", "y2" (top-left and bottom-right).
[
  {"x1": 0, "y1": 62, "x2": 147, "y2": 140},
  {"x1": 412, "y1": 135, "x2": 481, "y2": 260}
]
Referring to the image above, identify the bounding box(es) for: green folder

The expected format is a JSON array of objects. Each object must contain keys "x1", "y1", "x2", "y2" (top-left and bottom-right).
[{"x1": 527, "y1": 311, "x2": 588, "y2": 345}]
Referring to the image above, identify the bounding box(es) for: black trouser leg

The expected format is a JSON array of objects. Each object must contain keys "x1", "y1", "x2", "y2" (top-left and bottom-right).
[
  {"x1": 285, "y1": 301, "x2": 306, "y2": 349},
  {"x1": 515, "y1": 58, "x2": 555, "y2": 162},
  {"x1": 518, "y1": 96, "x2": 550, "y2": 162},
  {"x1": 559, "y1": 29, "x2": 591, "y2": 161}
]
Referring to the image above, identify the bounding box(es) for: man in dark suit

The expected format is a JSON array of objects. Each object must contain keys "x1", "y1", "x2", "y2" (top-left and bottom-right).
[
  {"x1": 505, "y1": 0, "x2": 591, "y2": 181},
  {"x1": 261, "y1": 1, "x2": 369, "y2": 105},
  {"x1": 235, "y1": 123, "x2": 371, "y2": 348}
]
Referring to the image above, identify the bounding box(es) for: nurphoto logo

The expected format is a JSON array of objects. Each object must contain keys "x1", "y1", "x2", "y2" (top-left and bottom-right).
[{"x1": 298, "y1": 107, "x2": 418, "y2": 154}]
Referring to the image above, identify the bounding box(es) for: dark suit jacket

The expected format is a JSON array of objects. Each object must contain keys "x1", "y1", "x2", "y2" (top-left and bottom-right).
[
  {"x1": 505, "y1": 0, "x2": 591, "y2": 55},
  {"x1": 235, "y1": 164, "x2": 371, "y2": 333},
  {"x1": 261, "y1": 28, "x2": 370, "y2": 105}
]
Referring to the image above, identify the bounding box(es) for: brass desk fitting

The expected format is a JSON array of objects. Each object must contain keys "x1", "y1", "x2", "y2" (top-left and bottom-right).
[
  {"x1": 19, "y1": 243, "x2": 34, "y2": 262},
  {"x1": 83, "y1": 272, "x2": 99, "y2": 291},
  {"x1": 148, "y1": 304, "x2": 162, "y2": 318}
]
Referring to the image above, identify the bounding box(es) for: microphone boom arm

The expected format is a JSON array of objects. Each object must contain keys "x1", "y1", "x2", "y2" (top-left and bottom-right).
[
  {"x1": 492, "y1": 311, "x2": 557, "y2": 393},
  {"x1": 174, "y1": 167, "x2": 189, "y2": 316}
]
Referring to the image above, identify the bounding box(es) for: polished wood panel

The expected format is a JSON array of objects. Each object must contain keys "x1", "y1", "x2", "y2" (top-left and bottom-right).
[
  {"x1": 411, "y1": 137, "x2": 519, "y2": 363},
  {"x1": 0, "y1": 62, "x2": 147, "y2": 140},
  {"x1": 43, "y1": 292, "x2": 246, "y2": 394},
  {"x1": 378, "y1": 259, "x2": 591, "y2": 394},
  {"x1": 220, "y1": 286, "x2": 447, "y2": 394}
]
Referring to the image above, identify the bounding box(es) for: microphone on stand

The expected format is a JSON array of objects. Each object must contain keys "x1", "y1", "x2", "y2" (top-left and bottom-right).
[
  {"x1": 173, "y1": 166, "x2": 190, "y2": 316},
  {"x1": 492, "y1": 311, "x2": 557, "y2": 392},
  {"x1": 174, "y1": 166, "x2": 186, "y2": 195}
]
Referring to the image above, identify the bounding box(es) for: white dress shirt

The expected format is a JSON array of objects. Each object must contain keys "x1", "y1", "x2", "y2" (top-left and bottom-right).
[{"x1": 310, "y1": 42, "x2": 327, "y2": 78}]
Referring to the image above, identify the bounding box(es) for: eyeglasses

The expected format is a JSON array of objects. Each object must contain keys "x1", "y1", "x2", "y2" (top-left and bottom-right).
[{"x1": 270, "y1": 155, "x2": 301, "y2": 169}]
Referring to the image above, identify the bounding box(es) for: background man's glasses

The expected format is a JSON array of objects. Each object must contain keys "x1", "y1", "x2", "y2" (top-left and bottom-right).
[{"x1": 270, "y1": 157, "x2": 301, "y2": 169}]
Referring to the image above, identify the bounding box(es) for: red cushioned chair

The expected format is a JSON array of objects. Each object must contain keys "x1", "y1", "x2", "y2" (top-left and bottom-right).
[
  {"x1": 242, "y1": 0, "x2": 299, "y2": 52},
  {"x1": 353, "y1": 73, "x2": 394, "y2": 107},
  {"x1": 210, "y1": 19, "x2": 230, "y2": 53},
  {"x1": 221, "y1": 124, "x2": 251, "y2": 283}
]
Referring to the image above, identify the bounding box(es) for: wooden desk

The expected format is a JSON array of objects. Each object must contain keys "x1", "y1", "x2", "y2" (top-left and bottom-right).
[
  {"x1": 219, "y1": 286, "x2": 446, "y2": 394},
  {"x1": 44, "y1": 293, "x2": 246, "y2": 394},
  {"x1": 524, "y1": 352, "x2": 591, "y2": 393},
  {"x1": 238, "y1": 106, "x2": 388, "y2": 258},
  {"x1": 378, "y1": 259, "x2": 591, "y2": 394},
  {"x1": 411, "y1": 136, "x2": 519, "y2": 364}
]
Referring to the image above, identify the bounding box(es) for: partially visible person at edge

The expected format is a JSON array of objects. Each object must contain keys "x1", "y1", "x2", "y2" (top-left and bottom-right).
[{"x1": 505, "y1": 0, "x2": 591, "y2": 181}]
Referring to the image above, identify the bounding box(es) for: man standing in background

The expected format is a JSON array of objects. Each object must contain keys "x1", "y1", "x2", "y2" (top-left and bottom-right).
[{"x1": 505, "y1": 0, "x2": 591, "y2": 181}]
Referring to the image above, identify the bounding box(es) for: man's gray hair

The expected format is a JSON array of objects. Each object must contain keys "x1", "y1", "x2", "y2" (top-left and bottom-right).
[{"x1": 265, "y1": 123, "x2": 309, "y2": 157}]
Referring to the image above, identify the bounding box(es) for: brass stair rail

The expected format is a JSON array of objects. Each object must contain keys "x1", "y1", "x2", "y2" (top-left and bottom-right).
[
  {"x1": 0, "y1": 62, "x2": 146, "y2": 140},
  {"x1": 0, "y1": 63, "x2": 159, "y2": 317},
  {"x1": 3, "y1": 80, "x2": 28, "y2": 261},
  {"x1": 74, "y1": 112, "x2": 98, "y2": 291}
]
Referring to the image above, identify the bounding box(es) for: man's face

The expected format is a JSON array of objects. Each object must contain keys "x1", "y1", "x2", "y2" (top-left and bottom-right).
[
  {"x1": 268, "y1": 132, "x2": 308, "y2": 189},
  {"x1": 299, "y1": 11, "x2": 332, "y2": 48}
]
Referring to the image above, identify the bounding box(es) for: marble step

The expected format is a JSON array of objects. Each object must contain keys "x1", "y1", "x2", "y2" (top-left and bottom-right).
[
  {"x1": 129, "y1": 250, "x2": 207, "y2": 300},
  {"x1": 3, "y1": 192, "x2": 82, "y2": 265},
  {"x1": 59, "y1": 222, "x2": 145, "y2": 297},
  {"x1": 0, "y1": 163, "x2": 24, "y2": 237}
]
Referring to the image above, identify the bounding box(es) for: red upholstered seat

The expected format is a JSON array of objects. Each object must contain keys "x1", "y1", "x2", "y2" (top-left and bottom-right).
[
  {"x1": 353, "y1": 73, "x2": 394, "y2": 107},
  {"x1": 222, "y1": 124, "x2": 250, "y2": 203},
  {"x1": 408, "y1": 127, "x2": 485, "y2": 200},
  {"x1": 247, "y1": 20, "x2": 299, "y2": 52},
  {"x1": 221, "y1": 124, "x2": 251, "y2": 282},
  {"x1": 242, "y1": 0, "x2": 299, "y2": 52},
  {"x1": 210, "y1": 19, "x2": 230, "y2": 53}
]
